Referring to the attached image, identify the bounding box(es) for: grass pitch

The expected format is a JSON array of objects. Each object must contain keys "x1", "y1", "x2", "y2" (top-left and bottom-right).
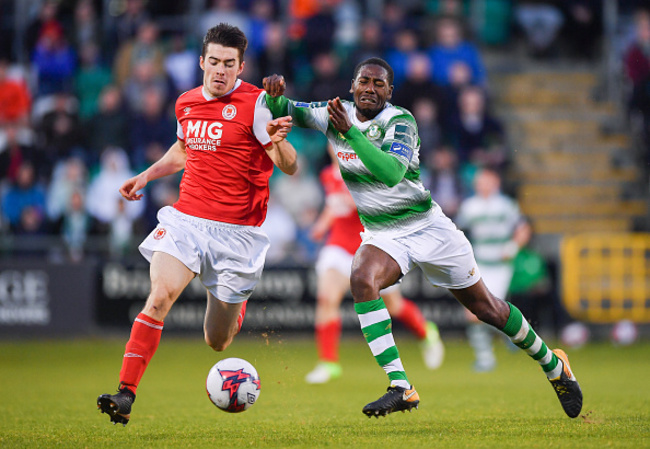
[{"x1": 0, "y1": 332, "x2": 648, "y2": 448}]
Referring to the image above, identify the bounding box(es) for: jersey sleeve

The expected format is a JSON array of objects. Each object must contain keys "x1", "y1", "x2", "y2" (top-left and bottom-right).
[
  {"x1": 266, "y1": 95, "x2": 329, "y2": 133},
  {"x1": 176, "y1": 120, "x2": 184, "y2": 141},
  {"x1": 380, "y1": 113, "x2": 419, "y2": 167},
  {"x1": 253, "y1": 91, "x2": 273, "y2": 148}
]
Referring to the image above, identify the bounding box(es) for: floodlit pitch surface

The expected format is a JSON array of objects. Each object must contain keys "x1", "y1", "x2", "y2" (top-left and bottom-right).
[{"x1": 0, "y1": 334, "x2": 648, "y2": 448}]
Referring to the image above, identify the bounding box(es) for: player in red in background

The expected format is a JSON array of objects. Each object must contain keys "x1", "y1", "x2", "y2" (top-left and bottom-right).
[
  {"x1": 305, "y1": 146, "x2": 444, "y2": 384},
  {"x1": 97, "y1": 23, "x2": 298, "y2": 426}
]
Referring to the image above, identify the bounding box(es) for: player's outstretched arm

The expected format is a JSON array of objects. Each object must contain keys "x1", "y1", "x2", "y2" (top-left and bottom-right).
[
  {"x1": 266, "y1": 116, "x2": 298, "y2": 175},
  {"x1": 119, "y1": 140, "x2": 187, "y2": 201}
]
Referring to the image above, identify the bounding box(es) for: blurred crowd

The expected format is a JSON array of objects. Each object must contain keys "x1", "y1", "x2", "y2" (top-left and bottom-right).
[{"x1": 0, "y1": 0, "x2": 629, "y2": 265}]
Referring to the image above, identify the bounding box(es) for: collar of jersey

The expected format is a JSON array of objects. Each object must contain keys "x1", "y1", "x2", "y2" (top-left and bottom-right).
[{"x1": 201, "y1": 79, "x2": 242, "y2": 101}]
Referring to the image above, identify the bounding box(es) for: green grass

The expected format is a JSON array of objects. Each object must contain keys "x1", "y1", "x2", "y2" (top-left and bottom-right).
[{"x1": 1, "y1": 333, "x2": 649, "y2": 448}]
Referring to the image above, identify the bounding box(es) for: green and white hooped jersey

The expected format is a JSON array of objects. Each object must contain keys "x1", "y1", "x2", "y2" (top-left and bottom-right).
[
  {"x1": 455, "y1": 193, "x2": 522, "y2": 266},
  {"x1": 287, "y1": 99, "x2": 437, "y2": 235}
]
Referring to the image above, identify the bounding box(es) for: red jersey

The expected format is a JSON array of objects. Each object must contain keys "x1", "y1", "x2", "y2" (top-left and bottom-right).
[
  {"x1": 320, "y1": 165, "x2": 364, "y2": 255},
  {"x1": 173, "y1": 80, "x2": 274, "y2": 226}
]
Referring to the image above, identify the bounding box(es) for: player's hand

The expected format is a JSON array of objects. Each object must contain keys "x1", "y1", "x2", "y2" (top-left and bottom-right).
[
  {"x1": 327, "y1": 97, "x2": 352, "y2": 134},
  {"x1": 119, "y1": 174, "x2": 147, "y2": 201},
  {"x1": 263, "y1": 74, "x2": 286, "y2": 97},
  {"x1": 267, "y1": 116, "x2": 293, "y2": 143}
]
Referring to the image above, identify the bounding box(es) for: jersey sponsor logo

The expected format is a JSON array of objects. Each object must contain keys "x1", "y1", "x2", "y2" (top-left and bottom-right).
[
  {"x1": 294, "y1": 101, "x2": 310, "y2": 108},
  {"x1": 183, "y1": 107, "x2": 191, "y2": 116},
  {"x1": 337, "y1": 151, "x2": 358, "y2": 162},
  {"x1": 222, "y1": 104, "x2": 237, "y2": 120},
  {"x1": 153, "y1": 228, "x2": 167, "y2": 240},
  {"x1": 366, "y1": 123, "x2": 381, "y2": 139},
  {"x1": 467, "y1": 267, "x2": 476, "y2": 278},
  {"x1": 185, "y1": 120, "x2": 223, "y2": 151},
  {"x1": 388, "y1": 142, "x2": 413, "y2": 161}
]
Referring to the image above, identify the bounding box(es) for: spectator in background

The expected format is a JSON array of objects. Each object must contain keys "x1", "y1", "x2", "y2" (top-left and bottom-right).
[
  {"x1": 1, "y1": 161, "x2": 47, "y2": 232},
  {"x1": 625, "y1": 9, "x2": 650, "y2": 164},
  {"x1": 74, "y1": 42, "x2": 112, "y2": 120},
  {"x1": 164, "y1": 34, "x2": 199, "y2": 97},
  {"x1": 447, "y1": 86, "x2": 507, "y2": 181},
  {"x1": 624, "y1": 9, "x2": 650, "y2": 87},
  {"x1": 386, "y1": 29, "x2": 420, "y2": 88},
  {"x1": 71, "y1": 0, "x2": 102, "y2": 54},
  {"x1": 61, "y1": 188, "x2": 94, "y2": 261},
  {"x1": 0, "y1": 124, "x2": 37, "y2": 183},
  {"x1": 306, "y1": 52, "x2": 349, "y2": 102},
  {"x1": 122, "y1": 59, "x2": 170, "y2": 115},
  {"x1": 514, "y1": 1, "x2": 565, "y2": 58},
  {"x1": 256, "y1": 22, "x2": 295, "y2": 87},
  {"x1": 113, "y1": 21, "x2": 165, "y2": 89},
  {"x1": 0, "y1": 58, "x2": 31, "y2": 126},
  {"x1": 391, "y1": 53, "x2": 443, "y2": 115},
  {"x1": 37, "y1": 92, "x2": 83, "y2": 170},
  {"x1": 85, "y1": 85, "x2": 130, "y2": 160},
  {"x1": 85, "y1": 147, "x2": 144, "y2": 231},
  {"x1": 347, "y1": 19, "x2": 385, "y2": 69},
  {"x1": 46, "y1": 156, "x2": 88, "y2": 225},
  {"x1": 129, "y1": 87, "x2": 174, "y2": 170},
  {"x1": 248, "y1": 0, "x2": 275, "y2": 59},
  {"x1": 290, "y1": 0, "x2": 336, "y2": 59},
  {"x1": 380, "y1": 2, "x2": 414, "y2": 52},
  {"x1": 260, "y1": 195, "x2": 298, "y2": 265},
  {"x1": 439, "y1": 61, "x2": 473, "y2": 129},
  {"x1": 199, "y1": 0, "x2": 251, "y2": 41},
  {"x1": 31, "y1": 24, "x2": 76, "y2": 96},
  {"x1": 411, "y1": 97, "x2": 442, "y2": 162},
  {"x1": 428, "y1": 16, "x2": 486, "y2": 87},
  {"x1": 24, "y1": 0, "x2": 63, "y2": 61},
  {"x1": 424, "y1": 146, "x2": 464, "y2": 219},
  {"x1": 107, "y1": 0, "x2": 151, "y2": 53},
  {"x1": 562, "y1": 0, "x2": 601, "y2": 60}
]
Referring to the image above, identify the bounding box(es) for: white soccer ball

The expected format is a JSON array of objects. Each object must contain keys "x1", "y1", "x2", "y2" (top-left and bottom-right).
[
  {"x1": 560, "y1": 322, "x2": 590, "y2": 349},
  {"x1": 206, "y1": 358, "x2": 261, "y2": 413},
  {"x1": 611, "y1": 320, "x2": 638, "y2": 346}
]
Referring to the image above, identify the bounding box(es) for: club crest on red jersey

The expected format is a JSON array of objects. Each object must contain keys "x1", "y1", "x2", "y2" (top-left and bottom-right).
[
  {"x1": 222, "y1": 104, "x2": 237, "y2": 120},
  {"x1": 184, "y1": 107, "x2": 191, "y2": 116},
  {"x1": 153, "y1": 228, "x2": 167, "y2": 240}
]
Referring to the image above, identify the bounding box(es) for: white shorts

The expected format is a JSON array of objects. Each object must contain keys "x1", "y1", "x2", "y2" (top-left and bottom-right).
[
  {"x1": 139, "y1": 206, "x2": 270, "y2": 303},
  {"x1": 477, "y1": 263, "x2": 514, "y2": 300},
  {"x1": 360, "y1": 207, "x2": 481, "y2": 290},
  {"x1": 315, "y1": 244, "x2": 399, "y2": 293}
]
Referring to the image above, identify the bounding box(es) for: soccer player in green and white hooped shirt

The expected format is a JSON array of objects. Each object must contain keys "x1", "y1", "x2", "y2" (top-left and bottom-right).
[{"x1": 263, "y1": 57, "x2": 583, "y2": 419}]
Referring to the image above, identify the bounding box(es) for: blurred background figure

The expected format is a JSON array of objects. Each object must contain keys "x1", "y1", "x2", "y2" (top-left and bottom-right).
[
  {"x1": 0, "y1": 58, "x2": 31, "y2": 127},
  {"x1": 514, "y1": 1, "x2": 565, "y2": 58},
  {"x1": 455, "y1": 168, "x2": 530, "y2": 372},
  {"x1": 1, "y1": 161, "x2": 47, "y2": 234},
  {"x1": 428, "y1": 15, "x2": 486, "y2": 87}
]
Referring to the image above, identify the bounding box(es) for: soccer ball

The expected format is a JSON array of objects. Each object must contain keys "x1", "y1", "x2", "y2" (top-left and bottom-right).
[
  {"x1": 560, "y1": 322, "x2": 590, "y2": 349},
  {"x1": 206, "y1": 357, "x2": 261, "y2": 413},
  {"x1": 611, "y1": 320, "x2": 638, "y2": 346}
]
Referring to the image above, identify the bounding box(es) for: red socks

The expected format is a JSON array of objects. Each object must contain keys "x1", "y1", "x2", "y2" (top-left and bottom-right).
[
  {"x1": 315, "y1": 319, "x2": 342, "y2": 362},
  {"x1": 119, "y1": 313, "x2": 164, "y2": 395},
  {"x1": 237, "y1": 300, "x2": 247, "y2": 333},
  {"x1": 395, "y1": 298, "x2": 428, "y2": 340}
]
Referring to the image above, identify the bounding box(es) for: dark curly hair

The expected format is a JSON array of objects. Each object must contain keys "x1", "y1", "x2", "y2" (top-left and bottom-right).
[
  {"x1": 202, "y1": 23, "x2": 248, "y2": 63},
  {"x1": 353, "y1": 57, "x2": 394, "y2": 85}
]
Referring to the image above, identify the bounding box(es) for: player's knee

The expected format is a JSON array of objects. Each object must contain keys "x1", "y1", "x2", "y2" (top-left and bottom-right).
[{"x1": 350, "y1": 270, "x2": 377, "y2": 301}]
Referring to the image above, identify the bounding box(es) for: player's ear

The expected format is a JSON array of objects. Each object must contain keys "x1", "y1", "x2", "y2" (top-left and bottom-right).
[
  {"x1": 349, "y1": 79, "x2": 354, "y2": 94},
  {"x1": 199, "y1": 56, "x2": 205, "y2": 71},
  {"x1": 387, "y1": 85, "x2": 394, "y2": 100},
  {"x1": 237, "y1": 60, "x2": 245, "y2": 76}
]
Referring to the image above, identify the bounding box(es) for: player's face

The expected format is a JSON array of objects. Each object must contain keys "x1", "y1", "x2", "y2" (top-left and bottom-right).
[
  {"x1": 350, "y1": 64, "x2": 393, "y2": 121},
  {"x1": 200, "y1": 43, "x2": 244, "y2": 98}
]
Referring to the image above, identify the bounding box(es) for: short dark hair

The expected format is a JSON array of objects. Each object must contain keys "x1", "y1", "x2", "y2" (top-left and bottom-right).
[
  {"x1": 353, "y1": 57, "x2": 394, "y2": 85},
  {"x1": 202, "y1": 23, "x2": 248, "y2": 62}
]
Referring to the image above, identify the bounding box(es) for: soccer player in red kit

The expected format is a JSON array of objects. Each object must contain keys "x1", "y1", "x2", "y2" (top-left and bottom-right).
[
  {"x1": 305, "y1": 147, "x2": 444, "y2": 384},
  {"x1": 97, "y1": 23, "x2": 298, "y2": 426}
]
